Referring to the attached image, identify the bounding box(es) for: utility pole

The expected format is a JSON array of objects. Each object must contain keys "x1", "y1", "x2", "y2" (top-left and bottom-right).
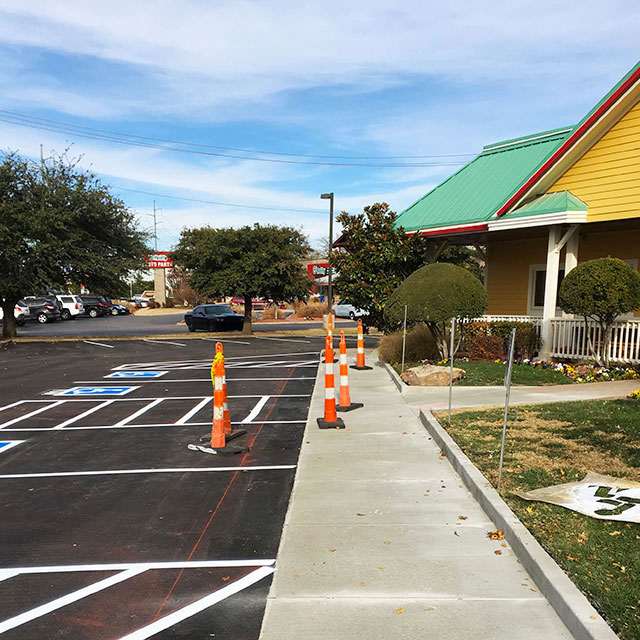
[{"x1": 153, "y1": 200, "x2": 158, "y2": 252}]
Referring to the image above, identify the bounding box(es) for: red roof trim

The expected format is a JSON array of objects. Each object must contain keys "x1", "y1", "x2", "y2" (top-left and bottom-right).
[
  {"x1": 418, "y1": 223, "x2": 488, "y2": 237},
  {"x1": 495, "y1": 66, "x2": 640, "y2": 218}
]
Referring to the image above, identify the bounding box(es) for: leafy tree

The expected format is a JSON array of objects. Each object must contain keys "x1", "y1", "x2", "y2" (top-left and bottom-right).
[
  {"x1": 172, "y1": 224, "x2": 311, "y2": 334},
  {"x1": 332, "y1": 203, "x2": 431, "y2": 331},
  {"x1": 0, "y1": 152, "x2": 148, "y2": 339},
  {"x1": 559, "y1": 258, "x2": 640, "y2": 367},
  {"x1": 332, "y1": 203, "x2": 484, "y2": 330},
  {"x1": 384, "y1": 262, "x2": 487, "y2": 359}
]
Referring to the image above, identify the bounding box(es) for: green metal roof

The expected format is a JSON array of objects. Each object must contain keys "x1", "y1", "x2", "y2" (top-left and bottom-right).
[
  {"x1": 394, "y1": 127, "x2": 573, "y2": 232},
  {"x1": 499, "y1": 190, "x2": 587, "y2": 219}
]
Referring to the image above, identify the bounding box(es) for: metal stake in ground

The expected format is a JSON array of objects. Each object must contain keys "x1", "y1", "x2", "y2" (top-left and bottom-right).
[
  {"x1": 190, "y1": 344, "x2": 248, "y2": 455},
  {"x1": 317, "y1": 335, "x2": 345, "y2": 429},
  {"x1": 351, "y1": 318, "x2": 372, "y2": 370},
  {"x1": 401, "y1": 304, "x2": 408, "y2": 374},
  {"x1": 447, "y1": 317, "x2": 455, "y2": 426},
  {"x1": 497, "y1": 328, "x2": 517, "y2": 489},
  {"x1": 336, "y1": 331, "x2": 363, "y2": 412}
]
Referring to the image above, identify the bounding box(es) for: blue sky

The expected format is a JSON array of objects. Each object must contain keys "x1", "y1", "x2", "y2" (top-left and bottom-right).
[{"x1": 0, "y1": 1, "x2": 638, "y2": 250}]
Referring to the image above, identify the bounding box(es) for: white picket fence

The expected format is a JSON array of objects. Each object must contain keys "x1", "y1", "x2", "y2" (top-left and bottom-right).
[
  {"x1": 550, "y1": 317, "x2": 640, "y2": 364},
  {"x1": 463, "y1": 315, "x2": 640, "y2": 363}
]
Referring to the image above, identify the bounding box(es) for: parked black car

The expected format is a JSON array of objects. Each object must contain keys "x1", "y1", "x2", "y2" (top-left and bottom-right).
[
  {"x1": 79, "y1": 295, "x2": 108, "y2": 318},
  {"x1": 184, "y1": 304, "x2": 244, "y2": 332},
  {"x1": 24, "y1": 297, "x2": 60, "y2": 323}
]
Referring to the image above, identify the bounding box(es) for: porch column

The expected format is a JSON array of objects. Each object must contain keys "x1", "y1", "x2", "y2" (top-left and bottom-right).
[
  {"x1": 539, "y1": 226, "x2": 561, "y2": 360},
  {"x1": 565, "y1": 227, "x2": 579, "y2": 274}
]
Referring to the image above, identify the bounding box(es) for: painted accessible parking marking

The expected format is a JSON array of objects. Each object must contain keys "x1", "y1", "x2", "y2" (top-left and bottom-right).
[
  {"x1": 0, "y1": 441, "x2": 24, "y2": 453},
  {"x1": 105, "y1": 371, "x2": 167, "y2": 379},
  {"x1": 46, "y1": 386, "x2": 139, "y2": 397}
]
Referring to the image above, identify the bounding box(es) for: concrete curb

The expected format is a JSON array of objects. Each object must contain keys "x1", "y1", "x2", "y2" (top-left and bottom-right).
[
  {"x1": 380, "y1": 359, "x2": 405, "y2": 393},
  {"x1": 418, "y1": 408, "x2": 617, "y2": 640}
]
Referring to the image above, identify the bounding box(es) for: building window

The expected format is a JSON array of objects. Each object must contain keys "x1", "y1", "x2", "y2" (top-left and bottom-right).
[{"x1": 532, "y1": 268, "x2": 565, "y2": 308}]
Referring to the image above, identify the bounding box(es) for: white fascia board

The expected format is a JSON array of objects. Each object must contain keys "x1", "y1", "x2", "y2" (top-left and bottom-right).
[{"x1": 487, "y1": 210, "x2": 587, "y2": 232}]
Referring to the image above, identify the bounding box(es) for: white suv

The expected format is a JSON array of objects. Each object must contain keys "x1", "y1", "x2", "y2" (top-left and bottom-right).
[
  {"x1": 0, "y1": 300, "x2": 29, "y2": 326},
  {"x1": 56, "y1": 294, "x2": 84, "y2": 320},
  {"x1": 332, "y1": 300, "x2": 369, "y2": 320}
]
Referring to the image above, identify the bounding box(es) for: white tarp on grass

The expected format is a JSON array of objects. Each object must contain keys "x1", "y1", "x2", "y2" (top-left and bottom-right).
[{"x1": 517, "y1": 472, "x2": 640, "y2": 523}]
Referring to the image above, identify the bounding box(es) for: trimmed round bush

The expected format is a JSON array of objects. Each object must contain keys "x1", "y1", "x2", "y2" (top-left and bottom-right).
[
  {"x1": 384, "y1": 262, "x2": 487, "y2": 358},
  {"x1": 385, "y1": 262, "x2": 487, "y2": 327},
  {"x1": 559, "y1": 257, "x2": 640, "y2": 319}
]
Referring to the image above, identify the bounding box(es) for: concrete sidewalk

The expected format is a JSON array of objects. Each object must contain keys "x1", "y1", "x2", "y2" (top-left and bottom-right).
[
  {"x1": 259, "y1": 357, "x2": 575, "y2": 639},
  {"x1": 398, "y1": 376, "x2": 639, "y2": 412}
]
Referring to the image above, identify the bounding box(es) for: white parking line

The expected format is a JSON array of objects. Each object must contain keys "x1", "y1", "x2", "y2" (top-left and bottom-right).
[
  {"x1": 0, "y1": 420, "x2": 307, "y2": 432},
  {"x1": 115, "y1": 398, "x2": 164, "y2": 426},
  {"x1": 0, "y1": 465, "x2": 296, "y2": 479},
  {"x1": 242, "y1": 395, "x2": 270, "y2": 423},
  {"x1": 175, "y1": 397, "x2": 212, "y2": 425},
  {"x1": 0, "y1": 401, "x2": 27, "y2": 413},
  {"x1": 142, "y1": 338, "x2": 186, "y2": 347},
  {"x1": 2, "y1": 560, "x2": 275, "y2": 575},
  {"x1": 74, "y1": 377, "x2": 316, "y2": 384},
  {"x1": 253, "y1": 336, "x2": 311, "y2": 344},
  {"x1": 0, "y1": 401, "x2": 65, "y2": 429},
  {"x1": 0, "y1": 568, "x2": 145, "y2": 634},
  {"x1": 52, "y1": 400, "x2": 116, "y2": 430},
  {"x1": 200, "y1": 337, "x2": 251, "y2": 345},
  {"x1": 82, "y1": 340, "x2": 115, "y2": 349},
  {"x1": 120, "y1": 566, "x2": 275, "y2": 640}
]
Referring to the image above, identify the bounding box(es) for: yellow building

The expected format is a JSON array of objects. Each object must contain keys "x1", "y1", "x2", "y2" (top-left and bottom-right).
[{"x1": 395, "y1": 61, "x2": 640, "y2": 362}]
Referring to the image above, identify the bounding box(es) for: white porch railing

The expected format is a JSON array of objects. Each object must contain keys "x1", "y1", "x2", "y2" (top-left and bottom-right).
[{"x1": 550, "y1": 318, "x2": 640, "y2": 363}]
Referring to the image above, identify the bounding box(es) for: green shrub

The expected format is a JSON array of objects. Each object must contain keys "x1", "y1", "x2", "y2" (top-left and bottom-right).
[
  {"x1": 378, "y1": 323, "x2": 439, "y2": 364},
  {"x1": 384, "y1": 263, "x2": 487, "y2": 359},
  {"x1": 559, "y1": 258, "x2": 640, "y2": 366}
]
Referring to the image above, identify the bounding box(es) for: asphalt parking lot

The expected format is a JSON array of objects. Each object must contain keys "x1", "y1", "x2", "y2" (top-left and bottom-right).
[
  {"x1": 0, "y1": 335, "x2": 375, "y2": 639},
  {"x1": 8, "y1": 312, "x2": 356, "y2": 338}
]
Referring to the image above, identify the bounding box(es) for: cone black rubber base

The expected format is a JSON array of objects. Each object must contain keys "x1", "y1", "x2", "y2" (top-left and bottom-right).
[
  {"x1": 336, "y1": 402, "x2": 364, "y2": 412},
  {"x1": 188, "y1": 443, "x2": 248, "y2": 455},
  {"x1": 317, "y1": 417, "x2": 345, "y2": 429},
  {"x1": 350, "y1": 365, "x2": 373, "y2": 370},
  {"x1": 199, "y1": 429, "x2": 247, "y2": 444}
]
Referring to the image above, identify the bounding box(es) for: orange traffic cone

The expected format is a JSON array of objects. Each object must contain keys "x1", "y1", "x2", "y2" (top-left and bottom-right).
[
  {"x1": 350, "y1": 318, "x2": 372, "y2": 370},
  {"x1": 317, "y1": 334, "x2": 345, "y2": 429},
  {"x1": 215, "y1": 342, "x2": 247, "y2": 442},
  {"x1": 210, "y1": 350, "x2": 226, "y2": 447},
  {"x1": 188, "y1": 343, "x2": 248, "y2": 455},
  {"x1": 336, "y1": 331, "x2": 363, "y2": 412},
  {"x1": 326, "y1": 312, "x2": 337, "y2": 362}
]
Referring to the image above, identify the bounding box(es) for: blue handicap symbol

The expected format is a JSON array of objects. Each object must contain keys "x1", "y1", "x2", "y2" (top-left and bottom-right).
[
  {"x1": 0, "y1": 441, "x2": 22, "y2": 453},
  {"x1": 60, "y1": 386, "x2": 137, "y2": 396},
  {"x1": 106, "y1": 371, "x2": 166, "y2": 379}
]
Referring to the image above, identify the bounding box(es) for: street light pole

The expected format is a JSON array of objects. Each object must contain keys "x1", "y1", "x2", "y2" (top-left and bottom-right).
[{"x1": 320, "y1": 192, "x2": 334, "y2": 313}]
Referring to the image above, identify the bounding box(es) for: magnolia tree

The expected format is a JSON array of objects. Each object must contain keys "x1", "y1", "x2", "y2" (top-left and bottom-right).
[
  {"x1": 384, "y1": 262, "x2": 487, "y2": 360},
  {"x1": 559, "y1": 258, "x2": 640, "y2": 367}
]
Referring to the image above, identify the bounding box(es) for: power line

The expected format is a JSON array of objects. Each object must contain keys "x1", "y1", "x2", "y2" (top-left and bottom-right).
[
  {"x1": 113, "y1": 185, "x2": 328, "y2": 214},
  {"x1": 0, "y1": 109, "x2": 476, "y2": 161},
  {"x1": 0, "y1": 111, "x2": 469, "y2": 168}
]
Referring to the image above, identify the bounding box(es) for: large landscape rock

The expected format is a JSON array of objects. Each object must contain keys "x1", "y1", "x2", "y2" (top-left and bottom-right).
[{"x1": 400, "y1": 364, "x2": 466, "y2": 386}]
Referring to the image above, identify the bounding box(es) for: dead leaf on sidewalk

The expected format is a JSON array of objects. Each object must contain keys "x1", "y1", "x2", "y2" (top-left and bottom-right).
[
  {"x1": 329, "y1": 549, "x2": 336, "y2": 552},
  {"x1": 458, "y1": 515, "x2": 468, "y2": 520},
  {"x1": 487, "y1": 530, "x2": 505, "y2": 540},
  {"x1": 356, "y1": 513, "x2": 365, "y2": 516},
  {"x1": 494, "y1": 550, "x2": 502, "y2": 555},
  {"x1": 394, "y1": 608, "x2": 405, "y2": 614}
]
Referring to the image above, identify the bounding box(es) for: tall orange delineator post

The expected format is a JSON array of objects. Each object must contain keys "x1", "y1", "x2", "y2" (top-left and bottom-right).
[
  {"x1": 350, "y1": 318, "x2": 372, "y2": 370},
  {"x1": 189, "y1": 342, "x2": 248, "y2": 455},
  {"x1": 317, "y1": 335, "x2": 345, "y2": 429},
  {"x1": 336, "y1": 331, "x2": 363, "y2": 412}
]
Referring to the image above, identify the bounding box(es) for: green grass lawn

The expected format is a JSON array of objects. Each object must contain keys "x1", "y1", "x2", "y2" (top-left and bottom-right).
[
  {"x1": 394, "y1": 360, "x2": 573, "y2": 386},
  {"x1": 434, "y1": 399, "x2": 640, "y2": 639}
]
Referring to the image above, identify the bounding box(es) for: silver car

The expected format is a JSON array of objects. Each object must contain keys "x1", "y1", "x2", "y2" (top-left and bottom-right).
[{"x1": 332, "y1": 300, "x2": 368, "y2": 320}]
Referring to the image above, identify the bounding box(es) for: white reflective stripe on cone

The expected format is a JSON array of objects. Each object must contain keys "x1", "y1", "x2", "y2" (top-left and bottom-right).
[
  {"x1": 326, "y1": 363, "x2": 334, "y2": 375},
  {"x1": 357, "y1": 346, "x2": 364, "y2": 353},
  {"x1": 326, "y1": 387, "x2": 335, "y2": 400},
  {"x1": 214, "y1": 406, "x2": 224, "y2": 419},
  {"x1": 339, "y1": 353, "x2": 347, "y2": 365},
  {"x1": 340, "y1": 375, "x2": 348, "y2": 386}
]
